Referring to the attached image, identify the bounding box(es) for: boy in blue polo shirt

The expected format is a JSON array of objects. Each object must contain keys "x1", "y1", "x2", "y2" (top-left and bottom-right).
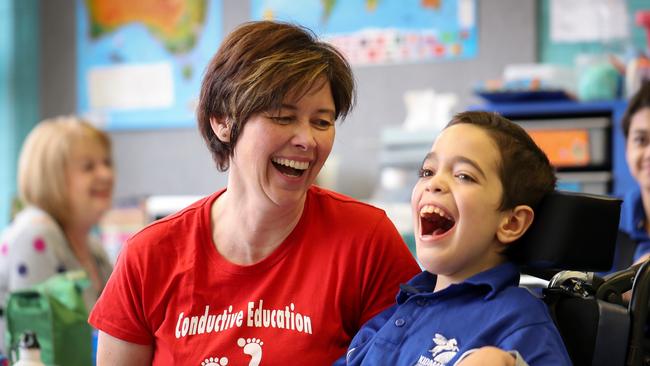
[{"x1": 345, "y1": 111, "x2": 570, "y2": 366}]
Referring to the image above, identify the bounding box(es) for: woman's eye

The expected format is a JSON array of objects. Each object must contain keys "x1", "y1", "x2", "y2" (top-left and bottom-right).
[
  {"x1": 418, "y1": 168, "x2": 433, "y2": 178},
  {"x1": 82, "y1": 162, "x2": 95, "y2": 172},
  {"x1": 313, "y1": 119, "x2": 333, "y2": 130},
  {"x1": 270, "y1": 116, "x2": 293, "y2": 125}
]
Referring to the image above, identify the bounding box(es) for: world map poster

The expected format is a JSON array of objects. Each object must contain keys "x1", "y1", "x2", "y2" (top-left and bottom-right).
[
  {"x1": 76, "y1": 0, "x2": 222, "y2": 130},
  {"x1": 252, "y1": 0, "x2": 478, "y2": 66}
]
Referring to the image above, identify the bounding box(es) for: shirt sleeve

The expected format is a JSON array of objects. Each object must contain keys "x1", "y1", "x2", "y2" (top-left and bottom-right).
[
  {"x1": 357, "y1": 214, "x2": 421, "y2": 327},
  {"x1": 6, "y1": 220, "x2": 63, "y2": 292},
  {"x1": 498, "y1": 322, "x2": 572, "y2": 366},
  {"x1": 88, "y1": 238, "x2": 153, "y2": 345},
  {"x1": 451, "y1": 349, "x2": 529, "y2": 366}
]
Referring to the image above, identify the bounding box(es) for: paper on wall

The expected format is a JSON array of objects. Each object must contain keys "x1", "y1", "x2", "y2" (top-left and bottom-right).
[{"x1": 550, "y1": 0, "x2": 629, "y2": 43}]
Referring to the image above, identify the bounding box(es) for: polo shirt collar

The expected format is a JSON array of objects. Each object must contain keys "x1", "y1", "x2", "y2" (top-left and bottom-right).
[{"x1": 396, "y1": 262, "x2": 520, "y2": 303}]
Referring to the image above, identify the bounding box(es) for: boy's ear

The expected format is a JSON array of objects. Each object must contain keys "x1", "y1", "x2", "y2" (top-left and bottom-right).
[
  {"x1": 210, "y1": 117, "x2": 231, "y2": 143},
  {"x1": 496, "y1": 205, "x2": 534, "y2": 244}
]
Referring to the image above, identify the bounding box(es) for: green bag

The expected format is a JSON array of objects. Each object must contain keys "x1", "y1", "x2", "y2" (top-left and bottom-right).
[{"x1": 5, "y1": 271, "x2": 92, "y2": 366}]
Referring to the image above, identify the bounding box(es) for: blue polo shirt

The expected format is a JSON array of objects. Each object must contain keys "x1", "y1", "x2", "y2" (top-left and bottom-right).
[
  {"x1": 620, "y1": 188, "x2": 650, "y2": 262},
  {"x1": 345, "y1": 262, "x2": 571, "y2": 366}
]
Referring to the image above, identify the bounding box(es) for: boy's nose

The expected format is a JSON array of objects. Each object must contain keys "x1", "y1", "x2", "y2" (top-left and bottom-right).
[{"x1": 426, "y1": 174, "x2": 448, "y2": 193}]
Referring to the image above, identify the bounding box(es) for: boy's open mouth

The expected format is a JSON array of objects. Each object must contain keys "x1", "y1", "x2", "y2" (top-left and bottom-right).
[
  {"x1": 272, "y1": 157, "x2": 309, "y2": 177},
  {"x1": 420, "y1": 205, "x2": 455, "y2": 236}
]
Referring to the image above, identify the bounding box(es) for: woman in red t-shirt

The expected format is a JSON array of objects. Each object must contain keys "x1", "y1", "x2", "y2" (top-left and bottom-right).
[{"x1": 90, "y1": 20, "x2": 420, "y2": 365}]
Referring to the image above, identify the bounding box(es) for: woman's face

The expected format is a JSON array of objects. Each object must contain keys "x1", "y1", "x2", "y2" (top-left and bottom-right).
[
  {"x1": 227, "y1": 79, "x2": 336, "y2": 207},
  {"x1": 66, "y1": 137, "x2": 114, "y2": 227},
  {"x1": 626, "y1": 107, "x2": 650, "y2": 190}
]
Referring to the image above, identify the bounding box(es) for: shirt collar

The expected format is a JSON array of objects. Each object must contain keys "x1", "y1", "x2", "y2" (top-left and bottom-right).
[{"x1": 396, "y1": 262, "x2": 520, "y2": 303}]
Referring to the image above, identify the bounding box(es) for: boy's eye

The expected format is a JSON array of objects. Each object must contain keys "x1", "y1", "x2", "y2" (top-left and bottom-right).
[
  {"x1": 312, "y1": 119, "x2": 333, "y2": 130},
  {"x1": 455, "y1": 173, "x2": 476, "y2": 182},
  {"x1": 418, "y1": 168, "x2": 434, "y2": 178}
]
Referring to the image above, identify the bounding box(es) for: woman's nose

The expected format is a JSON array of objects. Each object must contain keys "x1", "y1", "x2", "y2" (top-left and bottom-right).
[
  {"x1": 292, "y1": 120, "x2": 316, "y2": 151},
  {"x1": 99, "y1": 162, "x2": 115, "y2": 181}
]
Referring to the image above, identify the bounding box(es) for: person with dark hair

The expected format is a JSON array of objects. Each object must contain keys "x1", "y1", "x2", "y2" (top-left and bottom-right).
[
  {"x1": 89, "y1": 21, "x2": 420, "y2": 365},
  {"x1": 619, "y1": 81, "x2": 650, "y2": 267},
  {"x1": 344, "y1": 111, "x2": 570, "y2": 366}
]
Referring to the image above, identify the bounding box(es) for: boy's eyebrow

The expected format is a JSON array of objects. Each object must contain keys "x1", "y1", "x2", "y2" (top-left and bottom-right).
[
  {"x1": 421, "y1": 152, "x2": 487, "y2": 180},
  {"x1": 455, "y1": 156, "x2": 487, "y2": 180},
  {"x1": 421, "y1": 152, "x2": 435, "y2": 167}
]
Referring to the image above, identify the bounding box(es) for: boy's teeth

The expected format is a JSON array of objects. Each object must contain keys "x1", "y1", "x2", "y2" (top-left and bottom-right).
[{"x1": 420, "y1": 205, "x2": 447, "y2": 219}]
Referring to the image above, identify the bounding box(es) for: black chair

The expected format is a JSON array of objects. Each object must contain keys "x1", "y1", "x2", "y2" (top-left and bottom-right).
[{"x1": 513, "y1": 190, "x2": 637, "y2": 366}]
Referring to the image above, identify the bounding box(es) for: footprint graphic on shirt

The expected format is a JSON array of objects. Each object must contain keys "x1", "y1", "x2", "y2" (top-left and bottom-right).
[
  {"x1": 237, "y1": 337, "x2": 263, "y2": 366},
  {"x1": 201, "y1": 356, "x2": 228, "y2": 366}
]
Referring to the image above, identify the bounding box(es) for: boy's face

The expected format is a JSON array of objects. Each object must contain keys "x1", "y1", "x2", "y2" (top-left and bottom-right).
[
  {"x1": 626, "y1": 107, "x2": 650, "y2": 190},
  {"x1": 411, "y1": 123, "x2": 511, "y2": 287}
]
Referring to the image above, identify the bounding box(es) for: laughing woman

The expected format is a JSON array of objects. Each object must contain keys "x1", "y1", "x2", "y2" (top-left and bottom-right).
[
  {"x1": 0, "y1": 116, "x2": 115, "y2": 352},
  {"x1": 89, "y1": 21, "x2": 420, "y2": 365}
]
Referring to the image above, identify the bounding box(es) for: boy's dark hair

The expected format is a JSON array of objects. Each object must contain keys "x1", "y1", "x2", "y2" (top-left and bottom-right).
[
  {"x1": 447, "y1": 111, "x2": 557, "y2": 212},
  {"x1": 621, "y1": 81, "x2": 650, "y2": 139},
  {"x1": 197, "y1": 20, "x2": 356, "y2": 171}
]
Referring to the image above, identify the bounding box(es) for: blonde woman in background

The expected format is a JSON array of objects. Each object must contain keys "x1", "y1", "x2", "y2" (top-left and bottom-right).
[{"x1": 0, "y1": 116, "x2": 114, "y2": 352}]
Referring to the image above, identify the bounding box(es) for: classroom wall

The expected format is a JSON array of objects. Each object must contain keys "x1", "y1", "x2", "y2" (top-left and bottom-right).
[
  {"x1": 539, "y1": 0, "x2": 649, "y2": 65},
  {"x1": 1, "y1": 0, "x2": 40, "y2": 228},
  {"x1": 41, "y1": 0, "x2": 537, "y2": 202}
]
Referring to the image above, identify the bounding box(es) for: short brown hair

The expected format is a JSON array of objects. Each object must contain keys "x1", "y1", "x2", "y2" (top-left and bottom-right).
[
  {"x1": 622, "y1": 81, "x2": 650, "y2": 139},
  {"x1": 197, "y1": 21, "x2": 356, "y2": 171},
  {"x1": 18, "y1": 116, "x2": 111, "y2": 227},
  {"x1": 447, "y1": 111, "x2": 556, "y2": 211}
]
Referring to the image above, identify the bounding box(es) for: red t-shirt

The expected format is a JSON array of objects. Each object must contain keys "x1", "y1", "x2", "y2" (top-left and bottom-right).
[{"x1": 89, "y1": 186, "x2": 420, "y2": 365}]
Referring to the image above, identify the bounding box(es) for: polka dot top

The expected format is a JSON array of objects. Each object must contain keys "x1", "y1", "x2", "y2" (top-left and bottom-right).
[{"x1": 0, "y1": 206, "x2": 113, "y2": 351}]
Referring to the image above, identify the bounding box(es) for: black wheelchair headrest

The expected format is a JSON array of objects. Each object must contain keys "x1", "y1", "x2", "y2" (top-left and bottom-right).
[{"x1": 509, "y1": 190, "x2": 622, "y2": 275}]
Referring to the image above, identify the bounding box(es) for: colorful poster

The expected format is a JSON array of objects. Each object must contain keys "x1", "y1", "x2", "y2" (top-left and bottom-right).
[
  {"x1": 252, "y1": 0, "x2": 478, "y2": 66},
  {"x1": 77, "y1": 0, "x2": 222, "y2": 130}
]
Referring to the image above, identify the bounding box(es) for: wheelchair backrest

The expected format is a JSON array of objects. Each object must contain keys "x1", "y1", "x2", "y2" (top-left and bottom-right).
[{"x1": 514, "y1": 191, "x2": 627, "y2": 366}]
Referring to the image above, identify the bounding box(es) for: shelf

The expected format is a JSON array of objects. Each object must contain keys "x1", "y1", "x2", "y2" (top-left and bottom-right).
[
  {"x1": 470, "y1": 100, "x2": 626, "y2": 118},
  {"x1": 471, "y1": 100, "x2": 629, "y2": 195}
]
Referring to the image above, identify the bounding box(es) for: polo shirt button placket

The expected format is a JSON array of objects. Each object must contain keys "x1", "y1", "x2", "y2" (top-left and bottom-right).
[{"x1": 394, "y1": 318, "x2": 406, "y2": 327}]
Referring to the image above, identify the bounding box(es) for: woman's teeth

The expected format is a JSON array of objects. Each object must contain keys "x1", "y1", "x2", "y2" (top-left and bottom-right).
[{"x1": 272, "y1": 157, "x2": 309, "y2": 170}]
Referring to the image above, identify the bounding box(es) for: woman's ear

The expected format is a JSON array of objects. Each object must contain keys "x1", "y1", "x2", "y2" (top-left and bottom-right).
[
  {"x1": 210, "y1": 117, "x2": 231, "y2": 143},
  {"x1": 496, "y1": 205, "x2": 534, "y2": 244}
]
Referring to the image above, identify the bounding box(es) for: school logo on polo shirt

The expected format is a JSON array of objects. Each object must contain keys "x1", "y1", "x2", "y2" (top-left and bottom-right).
[{"x1": 415, "y1": 333, "x2": 459, "y2": 366}]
